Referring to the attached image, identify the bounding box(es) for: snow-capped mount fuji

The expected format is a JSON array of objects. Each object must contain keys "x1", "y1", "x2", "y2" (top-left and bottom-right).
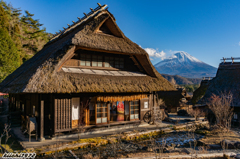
[{"x1": 154, "y1": 52, "x2": 217, "y2": 78}]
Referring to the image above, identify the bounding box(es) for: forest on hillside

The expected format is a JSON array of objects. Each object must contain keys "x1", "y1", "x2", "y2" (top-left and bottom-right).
[{"x1": 0, "y1": 0, "x2": 51, "y2": 82}]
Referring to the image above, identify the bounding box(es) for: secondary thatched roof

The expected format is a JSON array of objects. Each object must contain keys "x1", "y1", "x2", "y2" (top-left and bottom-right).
[
  {"x1": 201, "y1": 62, "x2": 240, "y2": 106},
  {"x1": 0, "y1": 5, "x2": 175, "y2": 93},
  {"x1": 192, "y1": 80, "x2": 210, "y2": 105}
]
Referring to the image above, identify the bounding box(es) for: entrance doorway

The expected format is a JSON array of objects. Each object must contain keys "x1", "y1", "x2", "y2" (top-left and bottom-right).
[{"x1": 72, "y1": 98, "x2": 80, "y2": 128}]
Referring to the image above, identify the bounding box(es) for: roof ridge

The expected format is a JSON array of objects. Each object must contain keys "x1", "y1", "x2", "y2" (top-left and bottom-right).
[{"x1": 48, "y1": 3, "x2": 107, "y2": 44}]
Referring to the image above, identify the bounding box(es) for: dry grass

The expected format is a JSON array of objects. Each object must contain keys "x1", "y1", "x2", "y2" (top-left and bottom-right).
[
  {"x1": 199, "y1": 128, "x2": 240, "y2": 145},
  {"x1": 126, "y1": 152, "x2": 184, "y2": 158}
]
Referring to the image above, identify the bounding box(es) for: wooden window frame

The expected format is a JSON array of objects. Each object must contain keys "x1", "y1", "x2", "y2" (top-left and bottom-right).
[
  {"x1": 79, "y1": 53, "x2": 124, "y2": 69},
  {"x1": 95, "y1": 102, "x2": 108, "y2": 125},
  {"x1": 92, "y1": 55, "x2": 103, "y2": 68},
  {"x1": 130, "y1": 100, "x2": 140, "y2": 121}
]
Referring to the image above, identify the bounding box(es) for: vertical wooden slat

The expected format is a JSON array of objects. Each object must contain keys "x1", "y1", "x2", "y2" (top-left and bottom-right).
[
  {"x1": 60, "y1": 99, "x2": 62, "y2": 130},
  {"x1": 65, "y1": 99, "x2": 67, "y2": 129},
  {"x1": 58, "y1": 99, "x2": 60, "y2": 130},
  {"x1": 63, "y1": 99, "x2": 66, "y2": 129},
  {"x1": 69, "y1": 99, "x2": 72, "y2": 128},
  {"x1": 95, "y1": 100, "x2": 97, "y2": 124},
  {"x1": 66, "y1": 99, "x2": 68, "y2": 129},
  {"x1": 40, "y1": 100, "x2": 44, "y2": 140},
  {"x1": 56, "y1": 99, "x2": 58, "y2": 130},
  {"x1": 60, "y1": 99, "x2": 63, "y2": 130},
  {"x1": 58, "y1": 99, "x2": 61, "y2": 130},
  {"x1": 62, "y1": 99, "x2": 64, "y2": 130},
  {"x1": 68, "y1": 99, "x2": 70, "y2": 129},
  {"x1": 68, "y1": 98, "x2": 70, "y2": 129},
  {"x1": 65, "y1": 99, "x2": 68, "y2": 129},
  {"x1": 54, "y1": 99, "x2": 57, "y2": 133},
  {"x1": 56, "y1": 99, "x2": 59, "y2": 130},
  {"x1": 67, "y1": 99, "x2": 69, "y2": 129}
]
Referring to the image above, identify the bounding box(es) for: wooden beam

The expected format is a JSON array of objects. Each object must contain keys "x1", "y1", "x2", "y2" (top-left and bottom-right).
[
  {"x1": 76, "y1": 46, "x2": 131, "y2": 55},
  {"x1": 39, "y1": 100, "x2": 45, "y2": 141}
]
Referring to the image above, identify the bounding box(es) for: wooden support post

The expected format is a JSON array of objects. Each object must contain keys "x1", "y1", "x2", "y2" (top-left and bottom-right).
[
  {"x1": 97, "y1": 3, "x2": 102, "y2": 7},
  {"x1": 39, "y1": 100, "x2": 45, "y2": 141},
  {"x1": 153, "y1": 92, "x2": 156, "y2": 124},
  {"x1": 29, "y1": 120, "x2": 31, "y2": 142}
]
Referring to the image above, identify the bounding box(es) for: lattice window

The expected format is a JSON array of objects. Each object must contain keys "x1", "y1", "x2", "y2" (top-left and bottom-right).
[
  {"x1": 130, "y1": 100, "x2": 139, "y2": 120},
  {"x1": 96, "y1": 102, "x2": 107, "y2": 124},
  {"x1": 55, "y1": 98, "x2": 71, "y2": 132}
]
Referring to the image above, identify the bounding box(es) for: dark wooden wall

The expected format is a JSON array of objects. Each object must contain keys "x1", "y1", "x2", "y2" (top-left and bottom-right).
[
  {"x1": 54, "y1": 98, "x2": 72, "y2": 133},
  {"x1": 9, "y1": 92, "x2": 154, "y2": 137}
]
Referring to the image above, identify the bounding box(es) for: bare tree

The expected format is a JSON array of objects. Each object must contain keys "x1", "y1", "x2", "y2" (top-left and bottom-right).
[
  {"x1": 188, "y1": 108, "x2": 204, "y2": 121},
  {"x1": 186, "y1": 124, "x2": 197, "y2": 157},
  {"x1": 157, "y1": 137, "x2": 166, "y2": 158},
  {"x1": 0, "y1": 124, "x2": 11, "y2": 154},
  {"x1": 208, "y1": 92, "x2": 234, "y2": 130}
]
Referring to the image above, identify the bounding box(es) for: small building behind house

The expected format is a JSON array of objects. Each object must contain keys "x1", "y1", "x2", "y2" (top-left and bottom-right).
[{"x1": 199, "y1": 57, "x2": 240, "y2": 126}]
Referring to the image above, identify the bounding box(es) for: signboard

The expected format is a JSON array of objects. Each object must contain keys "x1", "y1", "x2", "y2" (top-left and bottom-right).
[
  {"x1": 144, "y1": 102, "x2": 148, "y2": 109},
  {"x1": 117, "y1": 101, "x2": 124, "y2": 121}
]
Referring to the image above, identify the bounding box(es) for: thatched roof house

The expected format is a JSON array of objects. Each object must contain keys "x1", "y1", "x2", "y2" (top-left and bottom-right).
[
  {"x1": 201, "y1": 59, "x2": 240, "y2": 106},
  {"x1": 0, "y1": 4, "x2": 174, "y2": 141}
]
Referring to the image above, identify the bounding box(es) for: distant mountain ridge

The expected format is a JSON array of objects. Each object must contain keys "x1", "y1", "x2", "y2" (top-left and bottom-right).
[
  {"x1": 161, "y1": 74, "x2": 202, "y2": 85},
  {"x1": 154, "y1": 52, "x2": 217, "y2": 78}
]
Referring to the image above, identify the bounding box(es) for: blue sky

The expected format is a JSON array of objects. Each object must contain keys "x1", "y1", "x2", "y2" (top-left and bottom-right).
[{"x1": 5, "y1": 0, "x2": 240, "y2": 67}]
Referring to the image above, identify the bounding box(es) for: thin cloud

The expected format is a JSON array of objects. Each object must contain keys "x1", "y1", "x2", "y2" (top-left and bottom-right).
[
  {"x1": 144, "y1": 48, "x2": 166, "y2": 60},
  {"x1": 239, "y1": 42, "x2": 240, "y2": 46}
]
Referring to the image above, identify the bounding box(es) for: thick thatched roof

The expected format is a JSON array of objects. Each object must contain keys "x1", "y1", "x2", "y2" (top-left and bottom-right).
[
  {"x1": 192, "y1": 80, "x2": 210, "y2": 105},
  {"x1": 201, "y1": 62, "x2": 240, "y2": 106},
  {"x1": 0, "y1": 5, "x2": 175, "y2": 93}
]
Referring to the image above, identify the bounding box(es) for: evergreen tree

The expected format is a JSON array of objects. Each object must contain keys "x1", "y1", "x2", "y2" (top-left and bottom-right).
[
  {"x1": 0, "y1": 5, "x2": 9, "y2": 30},
  {"x1": 21, "y1": 10, "x2": 47, "y2": 54},
  {"x1": 0, "y1": 28, "x2": 20, "y2": 82},
  {"x1": 0, "y1": 0, "x2": 50, "y2": 82}
]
